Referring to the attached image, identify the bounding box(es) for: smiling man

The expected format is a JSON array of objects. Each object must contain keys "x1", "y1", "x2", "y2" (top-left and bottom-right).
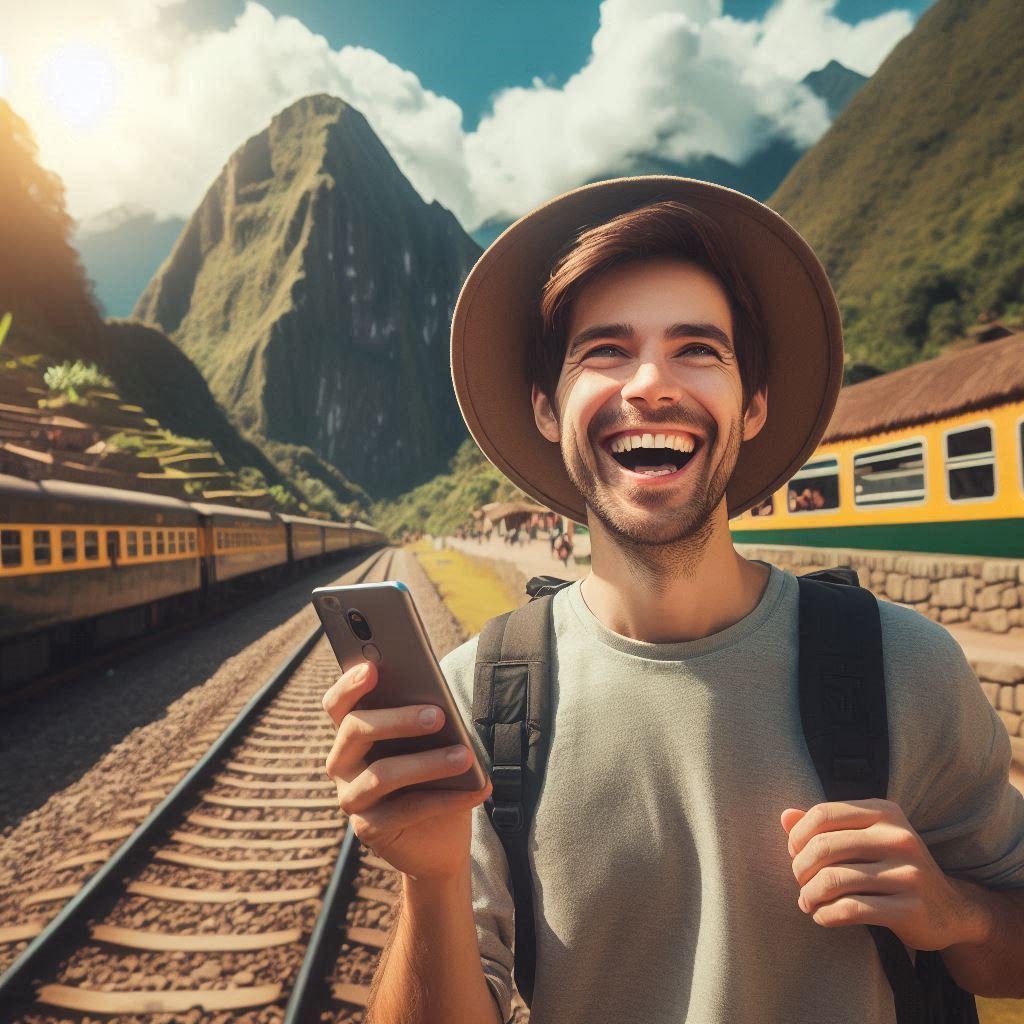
[{"x1": 323, "y1": 178, "x2": 1024, "y2": 1024}]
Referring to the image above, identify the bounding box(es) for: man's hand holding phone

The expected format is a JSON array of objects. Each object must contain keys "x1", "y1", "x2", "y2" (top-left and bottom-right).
[{"x1": 323, "y1": 660, "x2": 492, "y2": 880}]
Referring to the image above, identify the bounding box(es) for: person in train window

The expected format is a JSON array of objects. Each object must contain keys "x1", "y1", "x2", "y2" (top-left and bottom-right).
[{"x1": 322, "y1": 180, "x2": 1024, "y2": 1024}]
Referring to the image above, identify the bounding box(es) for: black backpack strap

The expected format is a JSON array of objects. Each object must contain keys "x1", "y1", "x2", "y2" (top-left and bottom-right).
[
  {"x1": 798, "y1": 574, "x2": 978, "y2": 1024},
  {"x1": 473, "y1": 587, "x2": 564, "y2": 1007}
]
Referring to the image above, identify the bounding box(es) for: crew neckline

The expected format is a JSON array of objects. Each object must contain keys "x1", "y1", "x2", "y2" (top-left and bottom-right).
[{"x1": 560, "y1": 562, "x2": 791, "y2": 661}]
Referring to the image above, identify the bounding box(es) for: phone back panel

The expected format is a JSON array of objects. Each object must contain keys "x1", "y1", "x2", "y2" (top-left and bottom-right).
[{"x1": 312, "y1": 581, "x2": 488, "y2": 791}]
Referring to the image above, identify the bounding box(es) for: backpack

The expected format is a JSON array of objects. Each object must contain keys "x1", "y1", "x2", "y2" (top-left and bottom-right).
[{"x1": 471, "y1": 568, "x2": 979, "y2": 1023}]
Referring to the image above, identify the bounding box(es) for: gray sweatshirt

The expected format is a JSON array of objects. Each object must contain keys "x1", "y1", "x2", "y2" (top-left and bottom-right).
[{"x1": 441, "y1": 565, "x2": 1024, "y2": 1024}]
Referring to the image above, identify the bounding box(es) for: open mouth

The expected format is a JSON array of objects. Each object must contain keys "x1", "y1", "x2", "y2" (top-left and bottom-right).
[{"x1": 604, "y1": 434, "x2": 701, "y2": 478}]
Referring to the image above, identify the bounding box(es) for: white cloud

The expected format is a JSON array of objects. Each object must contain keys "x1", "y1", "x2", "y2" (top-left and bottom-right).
[{"x1": 0, "y1": 0, "x2": 913, "y2": 232}]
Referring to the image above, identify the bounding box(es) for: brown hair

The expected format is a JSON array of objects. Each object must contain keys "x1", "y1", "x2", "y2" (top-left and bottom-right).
[{"x1": 529, "y1": 200, "x2": 769, "y2": 409}]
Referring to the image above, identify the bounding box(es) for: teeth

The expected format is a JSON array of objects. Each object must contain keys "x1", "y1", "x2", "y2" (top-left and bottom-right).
[{"x1": 608, "y1": 432, "x2": 697, "y2": 454}]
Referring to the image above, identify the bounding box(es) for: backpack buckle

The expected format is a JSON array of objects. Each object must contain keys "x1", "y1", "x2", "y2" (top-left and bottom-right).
[
  {"x1": 491, "y1": 802, "x2": 525, "y2": 833},
  {"x1": 491, "y1": 763, "x2": 523, "y2": 804}
]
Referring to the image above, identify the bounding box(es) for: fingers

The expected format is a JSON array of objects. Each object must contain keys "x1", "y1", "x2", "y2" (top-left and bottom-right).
[
  {"x1": 350, "y1": 781, "x2": 493, "y2": 845},
  {"x1": 325, "y1": 704, "x2": 446, "y2": 782},
  {"x1": 337, "y1": 743, "x2": 478, "y2": 815},
  {"x1": 322, "y1": 661, "x2": 378, "y2": 727}
]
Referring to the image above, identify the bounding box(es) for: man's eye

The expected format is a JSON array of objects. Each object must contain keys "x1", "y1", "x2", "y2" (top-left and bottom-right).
[
  {"x1": 582, "y1": 344, "x2": 623, "y2": 358},
  {"x1": 680, "y1": 343, "x2": 718, "y2": 357}
]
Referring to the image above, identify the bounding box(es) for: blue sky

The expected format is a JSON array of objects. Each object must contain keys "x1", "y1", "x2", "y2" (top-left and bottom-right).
[
  {"x1": 177, "y1": 0, "x2": 934, "y2": 128},
  {"x1": 3, "y1": 0, "x2": 931, "y2": 228}
]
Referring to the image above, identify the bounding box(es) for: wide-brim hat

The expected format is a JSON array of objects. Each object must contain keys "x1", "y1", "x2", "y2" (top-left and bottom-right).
[{"x1": 451, "y1": 176, "x2": 843, "y2": 524}]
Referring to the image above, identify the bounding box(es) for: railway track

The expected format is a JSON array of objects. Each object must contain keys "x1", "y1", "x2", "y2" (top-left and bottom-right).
[{"x1": 0, "y1": 546, "x2": 402, "y2": 1022}]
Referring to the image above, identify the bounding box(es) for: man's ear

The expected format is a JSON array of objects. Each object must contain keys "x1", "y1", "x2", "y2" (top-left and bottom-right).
[
  {"x1": 742, "y1": 387, "x2": 767, "y2": 441},
  {"x1": 532, "y1": 383, "x2": 561, "y2": 443}
]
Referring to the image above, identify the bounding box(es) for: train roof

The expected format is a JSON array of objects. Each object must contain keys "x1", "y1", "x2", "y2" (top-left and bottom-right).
[
  {"x1": 822, "y1": 333, "x2": 1024, "y2": 443},
  {"x1": 0, "y1": 472, "x2": 196, "y2": 514},
  {"x1": 277, "y1": 513, "x2": 332, "y2": 528},
  {"x1": 188, "y1": 501, "x2": 277, "y2": 523}
]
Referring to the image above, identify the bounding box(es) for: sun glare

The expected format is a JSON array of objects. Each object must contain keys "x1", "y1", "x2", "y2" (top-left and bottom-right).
[{"x1": 41, "y1": 43, "x2": 117, "y2": 129}]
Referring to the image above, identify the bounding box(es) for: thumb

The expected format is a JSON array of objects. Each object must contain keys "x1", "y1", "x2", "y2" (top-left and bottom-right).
[{"x1": 780, "y1": 808, "x2": 806, "y2": 835}]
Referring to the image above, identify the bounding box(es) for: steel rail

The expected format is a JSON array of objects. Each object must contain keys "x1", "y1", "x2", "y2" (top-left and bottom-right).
[
  {"x1": 0, "y1": 544, "x2": 391, "y2": 1017},
  {"x1": 282, "y1": 822, "x2": 361, "y2": 1023}
]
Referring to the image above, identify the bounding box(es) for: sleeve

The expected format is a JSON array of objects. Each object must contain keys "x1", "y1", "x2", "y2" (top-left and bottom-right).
[
  {"x1": 882, "y1": 602, "x2": 1024, "y2": 889},
  {"x1": 440, "y1": 637, "x2": 518, "y2": 1023}
]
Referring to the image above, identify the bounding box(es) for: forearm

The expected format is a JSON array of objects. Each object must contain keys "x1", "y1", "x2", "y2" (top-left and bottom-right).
[
  {"x1": 940, "y1": 878, "x2": 1024, "y2": 998},
  {"x1": 367, "y1": 868, "x2": 503, "y2": 1024}
]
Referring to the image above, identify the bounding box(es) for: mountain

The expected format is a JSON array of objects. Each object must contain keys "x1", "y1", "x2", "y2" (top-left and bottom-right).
[
  {"x1": 770, "y1": 0, "x2": 1024, "y2": 369},
  {"x1": 135, "y1": 94, "x2": 481, "y2": 500},
  {"x1": 74, "y1": 206, "x2": 186, "y2": 317},
  {"x1": 802, "y1": 60, "x2": 867, "y2": 120},
  {"x1": 470, "y1": 61, "x2": 866, "y2": 248}
]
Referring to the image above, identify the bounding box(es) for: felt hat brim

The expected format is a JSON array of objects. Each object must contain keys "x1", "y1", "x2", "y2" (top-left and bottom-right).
[{"x1": 451, "y1": 176, "x2": 844, "y2": 524}]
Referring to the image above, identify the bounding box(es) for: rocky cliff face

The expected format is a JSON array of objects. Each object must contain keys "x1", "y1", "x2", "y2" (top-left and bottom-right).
[{"x1": 135, "y1": 94, "x2": 481, "y2": 499}]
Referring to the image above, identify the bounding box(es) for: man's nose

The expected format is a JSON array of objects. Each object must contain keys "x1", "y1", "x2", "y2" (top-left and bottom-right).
[{"x1": 620, "y1": 358, "x2": 683, "y2": 406}]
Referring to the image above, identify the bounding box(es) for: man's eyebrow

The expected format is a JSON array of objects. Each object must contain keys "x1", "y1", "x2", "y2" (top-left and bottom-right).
[
  {"x1": 566, "y1": 323, "x2": 634, "y2": 357},
  {"x1": 665, "y1": 322, "x2": 734, "y2": 350},
  {"x1": 567, "y1": 321, "x2": 733, "y2": 356}
]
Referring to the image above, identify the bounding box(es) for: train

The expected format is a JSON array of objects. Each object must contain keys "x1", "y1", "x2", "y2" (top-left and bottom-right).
[
  {"x1": 0, "y1": 473, "x2": 387, "y2": 691},
  {"x1": 731, "y1": 332, "x2": 1024, "y2": 559}
]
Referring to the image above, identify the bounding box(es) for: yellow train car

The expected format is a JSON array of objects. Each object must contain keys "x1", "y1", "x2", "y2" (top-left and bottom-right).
[{"x1": 730, "y1": 333, "x2": 1024, "y2": 558}]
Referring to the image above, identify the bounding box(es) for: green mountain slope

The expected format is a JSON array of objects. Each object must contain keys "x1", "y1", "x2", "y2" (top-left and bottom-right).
[
  {"x1": 770, "y1": 0, "x2": 1024, "y2": 369},
  {"x1": 135, "y1": 94, "x2": 481, "y2": 500}
]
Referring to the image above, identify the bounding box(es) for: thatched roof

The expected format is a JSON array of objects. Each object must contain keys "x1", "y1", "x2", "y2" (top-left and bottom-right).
[
  {"x1": 483, "y1": 500, "x2": 548, "y2": 522},
  {"x1": 822, "y1": 333, "x2": 1024, "y2": 443}
]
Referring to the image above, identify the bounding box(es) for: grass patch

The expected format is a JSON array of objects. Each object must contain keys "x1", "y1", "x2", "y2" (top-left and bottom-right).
[
  {"x1": 978, "y1": 998, "x2": 1024, "y2": 1024},
  {"x1": 410, "y1": 540, "x2": 520, "y2": 637}
]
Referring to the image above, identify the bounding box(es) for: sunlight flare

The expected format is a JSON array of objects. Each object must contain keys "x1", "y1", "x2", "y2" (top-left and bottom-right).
[{"x1": 41, "y1": 42, "x2": 117, "y2": 129}]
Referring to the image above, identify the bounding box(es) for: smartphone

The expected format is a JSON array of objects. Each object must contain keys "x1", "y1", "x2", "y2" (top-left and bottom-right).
[{"x1": 312, "y1": 580, "x2": 489, "y2": 792}]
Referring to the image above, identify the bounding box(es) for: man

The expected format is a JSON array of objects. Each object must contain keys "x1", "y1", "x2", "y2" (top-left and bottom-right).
[{"x1": 322, "y1": 178, "x2": 1024, "y2": 1023}]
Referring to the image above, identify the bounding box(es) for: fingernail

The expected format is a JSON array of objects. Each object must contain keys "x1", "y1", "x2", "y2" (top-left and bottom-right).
[
  {"x1": 446, "y1": 745, "x2": 467, "y2": 767},
  {"x1": 419, "y1": 707, "x2": 438, "y2": 727}
]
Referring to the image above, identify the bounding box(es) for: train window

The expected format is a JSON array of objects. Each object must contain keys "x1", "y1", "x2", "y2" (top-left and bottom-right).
[
  {"x1": 33, "y1": 530, "x2": 52, "y2": 565},
  {"x1": 156, "y1": 531, "x2": 166, "y2": 555},
  {"x1": 107, "y1": 531, "x2": 120, "y2": 563},
  {"x1": 216, "y1": 530, "x2": 224, "y2": 550},
  {"x1": 61, "y1": 530, "x2": 77, "y2": 563},
  {"x1": 1020, "y1": 420, "x2": 1024, "y2": 493},
  {"x1": 168, "y1": 531, "x2": 177, "y2": 554},
  {"x1": 750, "y1": 495, "x2": 774, "y2": 517},
  {"x1": 84, "y1": 530, "x2": 99, "y2": 560},
  {"x1": 188, "y1": 532, "x2": 196, "y2": 552},
  {"x1": 127, "y1": 531, "x2": 138, "y2": 558},
  {"x1": 143, "y1": 531, "x2": 153, "y2": 556},
  {"x1": 1, "y1": 530, "x2": 22, "y2": 568},
  {"x1": 178, "y1": 530, "x2": 186, "y2": 551},
  {"x1": 787, "y1": 457, "x2": 840, "y2": 513},
  {"x1": 945, "y1": 424, "x2": 995, "y2": 502},
  {"x1": 854, "y1": 440, "x2": 926, "y2": 507}
]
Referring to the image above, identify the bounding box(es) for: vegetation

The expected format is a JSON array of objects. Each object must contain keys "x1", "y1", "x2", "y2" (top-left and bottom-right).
[
  {"x1": 260, "y1": 439, "x2": 371, "y2": 519},
  {"x1": 371, "y1": 438, "x2": 534, "y2": 540},
  {"x1": 771, "y1": 0, "x2": 1024, "y2": 371},
  {"x1": 409, "y1": 540, "x2": 519, "y2": 636},
  {"x1": 42, "y1": 360, "x2": 114, "y2": 404}
]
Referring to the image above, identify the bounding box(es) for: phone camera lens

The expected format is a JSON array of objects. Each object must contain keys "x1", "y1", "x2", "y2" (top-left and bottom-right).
[
  {"x1": 321, "y1": 596, "x2": 341, "y2": 612},
  {"x1": 347, "y1": 609, "x2": 373, "y2": 641}
]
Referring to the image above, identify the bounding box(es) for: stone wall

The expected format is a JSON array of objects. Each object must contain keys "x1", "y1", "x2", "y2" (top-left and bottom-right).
[{"x1": 735, "y1": 545, "x2": 1024, "y2": 636}]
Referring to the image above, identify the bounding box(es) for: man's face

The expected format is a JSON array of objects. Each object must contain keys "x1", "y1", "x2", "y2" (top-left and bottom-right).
[{"x1": 532, "y1": 257, "x2": 766, "y2": 547}]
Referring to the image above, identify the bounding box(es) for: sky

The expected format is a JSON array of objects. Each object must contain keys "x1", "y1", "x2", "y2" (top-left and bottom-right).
[{"x1": 1, "y1": 0, "x2": 932, "y2": 233}]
